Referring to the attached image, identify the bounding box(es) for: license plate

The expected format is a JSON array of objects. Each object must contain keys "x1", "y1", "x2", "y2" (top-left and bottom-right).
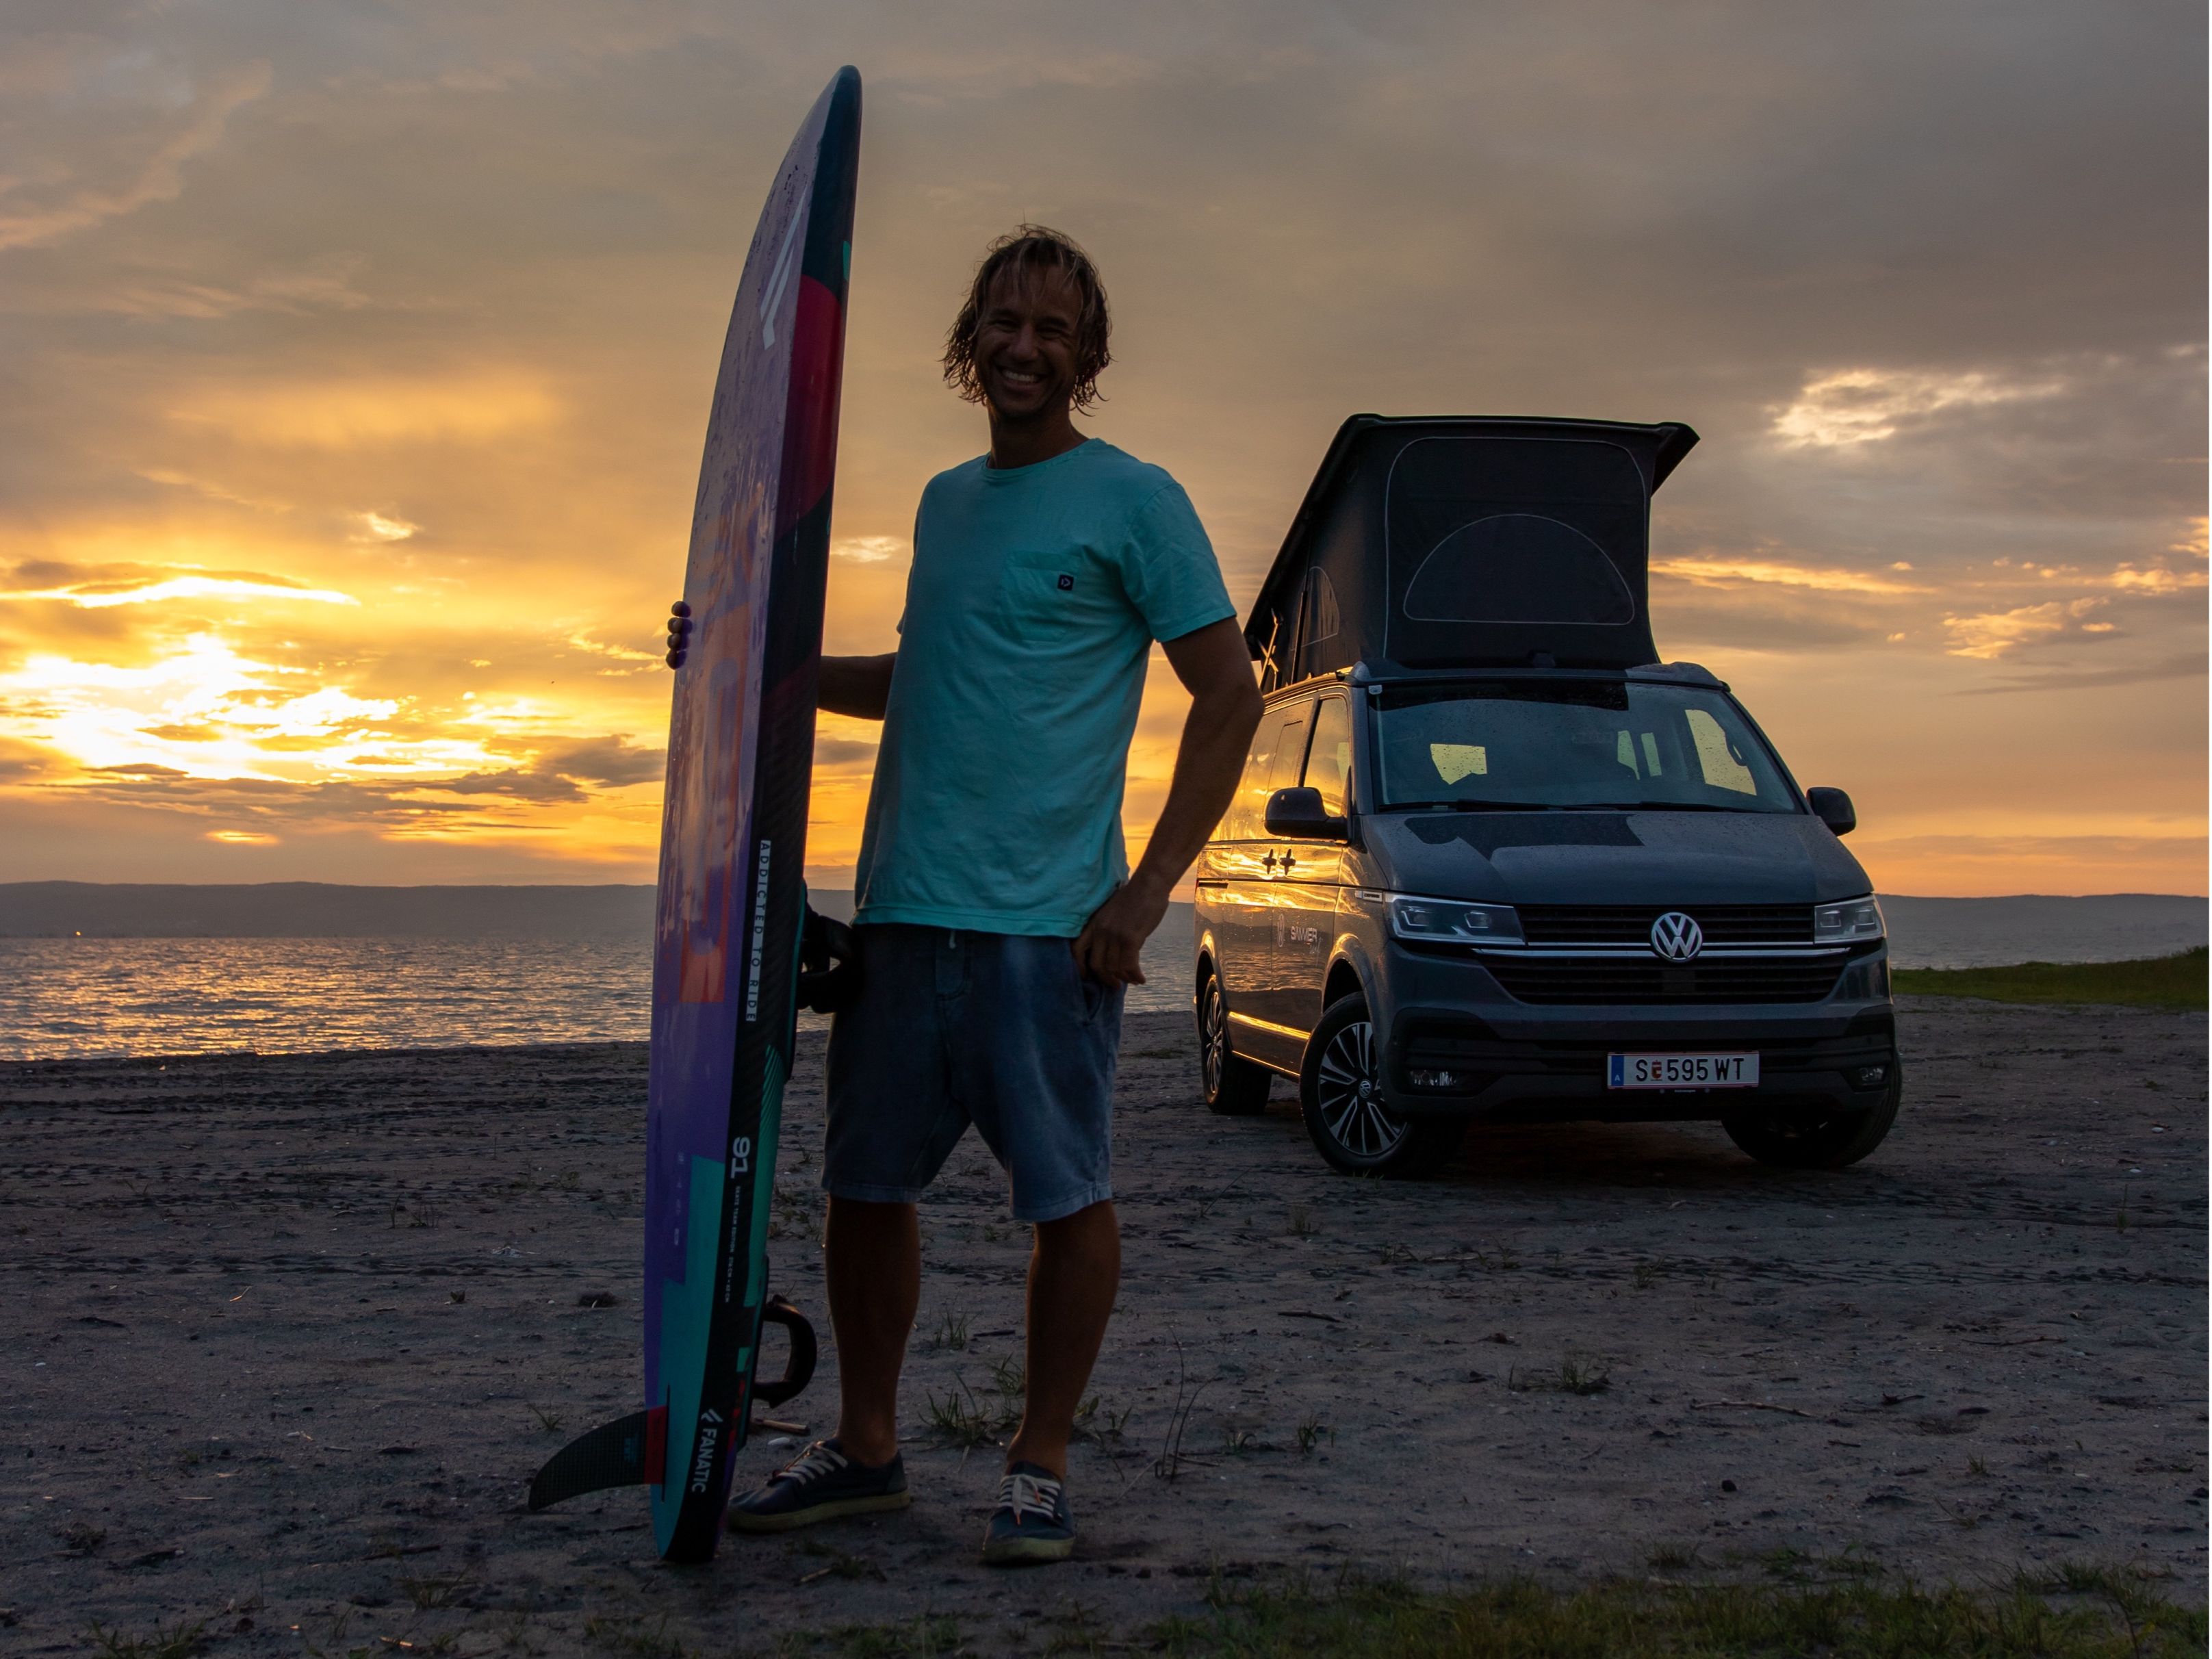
[{"x1": 1607, "y1": 1052, "x2": 1760, "y2": 1090}]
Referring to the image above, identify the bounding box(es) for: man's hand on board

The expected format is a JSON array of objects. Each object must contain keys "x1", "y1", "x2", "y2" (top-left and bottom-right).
[{"x1": 665, "y1": 600, "x2": 693, "y2": 668}]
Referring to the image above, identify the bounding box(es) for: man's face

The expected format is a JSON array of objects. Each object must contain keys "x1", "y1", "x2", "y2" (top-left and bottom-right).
[{"x1": 971, "y1": 263, "x2": 1083, "y2": 423}]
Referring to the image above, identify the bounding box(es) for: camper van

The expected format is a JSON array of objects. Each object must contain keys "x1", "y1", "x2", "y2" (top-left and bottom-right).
[{"x1": 1194, "y1": 415, "x2": 1899, "y2": 1176}]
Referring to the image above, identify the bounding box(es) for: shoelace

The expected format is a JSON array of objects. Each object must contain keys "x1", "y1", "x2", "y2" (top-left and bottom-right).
[
  {"x1": 999, "y1": 1469, "x2": 1062, "y2": 1526},
  {"x1": 775, "y1": 1442, "x2": 849, "y2": 1487}
]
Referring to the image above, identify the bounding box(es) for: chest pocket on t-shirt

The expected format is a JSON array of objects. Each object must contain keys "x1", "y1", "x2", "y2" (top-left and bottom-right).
[{"x1": 995, "y1": 553, "x2": 1093, "y2": 641}]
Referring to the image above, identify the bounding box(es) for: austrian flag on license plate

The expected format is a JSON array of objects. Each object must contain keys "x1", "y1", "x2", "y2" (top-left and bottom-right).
[{"x1": 1608, "y1": 1053, "x2": 1760, "y2": 1090}]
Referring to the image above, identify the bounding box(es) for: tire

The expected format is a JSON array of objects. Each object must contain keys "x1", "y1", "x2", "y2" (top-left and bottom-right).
[
  {"x1": 1198, "y1": 965, "x2": 1271, "y2": 1116},
  {"x1": 1723, "y1": 1061, "x2": 1903, "y2": 1170},
  {"x1": 1298, "y1": 994, "x2": 1464, "y2": 1176}
]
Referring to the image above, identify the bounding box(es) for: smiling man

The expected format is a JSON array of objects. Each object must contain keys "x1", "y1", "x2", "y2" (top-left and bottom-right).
[{"x1": 724, "y1": 226, "x2": 1261, "y2": 1564}]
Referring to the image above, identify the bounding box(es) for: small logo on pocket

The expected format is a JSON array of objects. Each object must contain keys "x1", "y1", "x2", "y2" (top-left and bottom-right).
[{"x1": 1056, "y1": 574, "x2": 1074, "y2": 591}]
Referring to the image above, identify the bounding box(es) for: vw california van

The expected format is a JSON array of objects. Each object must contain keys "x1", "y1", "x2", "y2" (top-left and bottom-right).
[{"x1": 1193, "y1": 416, "x2": 1898, "y2": 1176}]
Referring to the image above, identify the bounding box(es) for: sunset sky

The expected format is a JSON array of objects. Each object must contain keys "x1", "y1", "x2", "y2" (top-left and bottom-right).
[{"x1": 1, "y1": 3, "x2": 2203, "y2": 897}]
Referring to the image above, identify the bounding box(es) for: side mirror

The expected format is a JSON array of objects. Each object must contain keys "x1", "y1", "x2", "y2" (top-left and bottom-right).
[
  {"x1": 1807, "y1": 786, "x2": 1856, "y2": 838},
  {"x1": 1264, "y1": 786, "x2": 1348, "y2": 841}
]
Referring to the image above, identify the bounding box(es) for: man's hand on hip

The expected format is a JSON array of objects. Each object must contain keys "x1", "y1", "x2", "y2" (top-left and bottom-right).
[{"x1": 1073, "y1": 873, "x2": 1170, "y2": 986}]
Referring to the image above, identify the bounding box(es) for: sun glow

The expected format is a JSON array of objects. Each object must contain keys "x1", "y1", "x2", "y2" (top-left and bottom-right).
[
  {"x1": 0, "y1": 634, "x2": 422, "y2": 780},
  {"x1": 1, "y1": 573, "x2": 359, "y2": 608}
]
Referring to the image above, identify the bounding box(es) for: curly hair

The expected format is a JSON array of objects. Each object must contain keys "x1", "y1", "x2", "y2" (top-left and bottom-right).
[{"x1": 942, "y1": 224, "x2": 1113, "y2": 414}]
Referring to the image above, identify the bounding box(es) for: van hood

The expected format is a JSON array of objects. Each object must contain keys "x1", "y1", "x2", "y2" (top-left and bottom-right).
[{"x1": 1361, "y1": 810, "x2": 1870, "y2": 905}]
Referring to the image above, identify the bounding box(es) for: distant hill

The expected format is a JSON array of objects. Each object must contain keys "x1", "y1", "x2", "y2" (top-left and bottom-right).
[
  {"x1": 0, "y1": 882, "x2": 660, "y2": 940},
  {"x1": 0, "y1": 883, "x2": 2199, "y2": 967}
]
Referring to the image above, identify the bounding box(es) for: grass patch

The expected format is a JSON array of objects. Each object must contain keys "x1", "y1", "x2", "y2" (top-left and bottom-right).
[
  {"x1": 1150, "y1": 1570, "x2": 2207, "y2": 1657},
  {"x1": 86, "y1": 1621, "x2": 209, "y2": 1659},
  {"x1": 1893, "y1": 947, "x2": 2205, "y2": 1011},
  {"x1": 1507, "y1": 1352, "x2": 1612, "y2": 1396},
  {"x1": 918, "y1": 1368, "x2": 1020, "y2": 1448}
]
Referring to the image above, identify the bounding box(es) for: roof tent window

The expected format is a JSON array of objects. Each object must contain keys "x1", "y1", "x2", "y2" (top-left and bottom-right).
[
  {"x1": 1404, "y1": 514, "x2": 1634, "y2": 624},
  {"x1": 1387, "y1": 436, "x2": 1647, "y2": 630}
]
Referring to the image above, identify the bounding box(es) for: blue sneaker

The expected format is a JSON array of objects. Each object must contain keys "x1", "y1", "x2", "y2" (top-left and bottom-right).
[
  {"x1": 981, "y1": 1461, "x2": 1075, "y2": 1565},
  {"x1": 726, "y1": 1439, "x2": 910, "y2": 1533}
]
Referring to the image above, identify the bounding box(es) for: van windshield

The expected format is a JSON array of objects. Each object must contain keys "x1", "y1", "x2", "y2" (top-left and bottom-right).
[{"x1": 1374, "y1": 681, "x2": 1798, "y2": 813}]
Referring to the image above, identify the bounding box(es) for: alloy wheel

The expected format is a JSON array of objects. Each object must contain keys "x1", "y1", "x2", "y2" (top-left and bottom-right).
[
  {"x1": 1201, "y1": 977, "x2": 1230, "y2": 1098},
  {"x1": 1313, "y1": 1015, "x2": 1408, "y2": 1159}
]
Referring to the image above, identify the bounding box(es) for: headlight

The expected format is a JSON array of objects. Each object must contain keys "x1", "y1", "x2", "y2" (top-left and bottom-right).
[
  {"x1": 1814, "y1": 895, "x2": 1885, "y2": 944},
  {"x1": 1387, "y1": 895, "x2": 1523, "y2": 945}
]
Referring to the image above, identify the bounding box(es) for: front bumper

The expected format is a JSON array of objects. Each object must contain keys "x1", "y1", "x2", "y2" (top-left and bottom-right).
[{"x1": 1375, "y1": 938, "x2": 1896, "y2": 1121}]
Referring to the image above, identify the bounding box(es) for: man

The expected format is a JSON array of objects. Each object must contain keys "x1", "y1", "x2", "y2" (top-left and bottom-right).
[{"x1": 723, "y1": 226, "x2": 1260, "y2": 1564}]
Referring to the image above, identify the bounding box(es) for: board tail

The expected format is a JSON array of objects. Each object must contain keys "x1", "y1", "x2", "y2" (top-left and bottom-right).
[{"x1": 527, "y1": 1295, "x2": 819, "y2": 1513}]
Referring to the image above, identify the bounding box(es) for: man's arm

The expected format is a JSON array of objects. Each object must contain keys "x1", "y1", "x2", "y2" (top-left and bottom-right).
[
  {"x1": 1072, "y1": 617, "x2": 1262, "y2": 986},
  {"x1": 818, "y1": 653, "x2": 898, "y2": 721}
]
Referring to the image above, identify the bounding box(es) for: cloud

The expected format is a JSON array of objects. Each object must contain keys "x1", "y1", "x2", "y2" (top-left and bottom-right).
[
  {"x1": 1942, "y1": 598, "x2": 2107, "y2": 659},
  {"x1": 352, "y1": 511, "x2": 418, "y2": 543},
  {"x1": 136, "y1": 470, "x2": 290, "y2": 512},
  {"x1": 435, "y1": 766, "x2": 585, "y2": 803},
  {"x1": 1652, "y1": 555, "x2": 1930, "y2": 595},
  {"x1": 0, "y1": 2, "x2": 2199, "y2": 890},
  {"x1": 0, "y1": 60, "x2": 272, "y2": 251},
  {"x1": 168, "y1": 370, "x2": 561, "y2": 448},
  {"x1": 0, "y1": 564, "x2": 358, "y2": 609},
  {"x1": 563, "y1": 630, "x2": 660, "y2": 665},
  {"x1": 1770, "y1": 365, "x2": 2066, "y2": 448},
  {"x1": 813, "y1": 736, "x2": 878, "y2": 767},
  {"x1": 2096, "y1": 564, "x2": 2207, "y2": 595},
  {"x1": 532, "y1": 734, "x2": 663, "y2": 787},
  {"x1": 1959, "y1": 650, "x2": 2207, "y2": 695},
  {"x1": 83, "y1": 256, "x2": 376, "y2": 320},
  {"x1": 832, "y1": 535, "x2": 907, "y2": 563}
]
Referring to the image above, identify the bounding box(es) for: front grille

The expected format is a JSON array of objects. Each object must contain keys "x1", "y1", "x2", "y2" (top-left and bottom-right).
[
  {"x1": 1517, "y1": 904, "x2": 1814, "y2": 947},
  {"x1": 1486, "y1": 956, "x2": 1842, "y2": 1005}
]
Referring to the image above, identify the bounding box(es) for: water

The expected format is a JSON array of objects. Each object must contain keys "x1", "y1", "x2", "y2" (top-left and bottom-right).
[
  {"x1": 2, "y1": 894, "x2": 2198, "y2": 1063},
  {"x1": 0, "y1": 920, "x2": 1200, "y2": 1063}
]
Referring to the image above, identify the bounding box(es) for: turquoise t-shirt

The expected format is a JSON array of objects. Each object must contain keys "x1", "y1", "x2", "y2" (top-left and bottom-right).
[{"x1": 852, "y1": 439, "x2": 1237, "y2": 936}]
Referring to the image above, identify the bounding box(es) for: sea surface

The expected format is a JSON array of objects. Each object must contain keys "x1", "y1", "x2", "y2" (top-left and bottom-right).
[{"x1": 1, "y1": 893, "x2": 2200, "y2": 1063}]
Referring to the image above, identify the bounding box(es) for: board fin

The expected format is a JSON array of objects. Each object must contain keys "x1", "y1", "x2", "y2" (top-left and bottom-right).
[
  {"x1": 528, "y1": 1405, "x2": 667, "y2": 1512},
  {"x1": 526, "y1": 1299, "x2": 819, "y2": 1512}
]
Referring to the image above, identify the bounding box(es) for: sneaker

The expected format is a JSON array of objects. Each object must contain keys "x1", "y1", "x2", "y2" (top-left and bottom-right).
[
  {"x1": 981, "y1": 1461, "x2": 1075, "y2": 1565},
  {"x1": 725, "y1": 1439, "x2": 910, "y2": 1533}
]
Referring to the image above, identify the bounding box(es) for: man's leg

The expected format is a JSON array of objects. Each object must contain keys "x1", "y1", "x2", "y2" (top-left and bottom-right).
[
  {"x1": 1005, "y1": 1198, "x2": 1120, "y2": 1478},
  {"x1": 825, "y1": 1195, "x2": 921, "y2": 1466}
]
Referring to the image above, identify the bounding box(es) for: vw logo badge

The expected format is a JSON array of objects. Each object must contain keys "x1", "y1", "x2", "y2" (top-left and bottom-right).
[{"x1": 1649, "y1": 912, "x2": 1703, "y2": 962}]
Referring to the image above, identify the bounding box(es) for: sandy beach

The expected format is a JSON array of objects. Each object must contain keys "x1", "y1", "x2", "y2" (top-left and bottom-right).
[{"x1": 3, "y1": 996, "x2": 2203, "y2": 1654}]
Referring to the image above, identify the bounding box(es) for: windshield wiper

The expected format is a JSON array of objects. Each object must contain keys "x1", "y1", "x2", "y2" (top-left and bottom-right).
[
  {"x1": 1599, "y1": 800, "x2": 1771, "y2": 813},
  {"x1": 1385, "y1": 799, "x2": 1562, "y2": 812}
]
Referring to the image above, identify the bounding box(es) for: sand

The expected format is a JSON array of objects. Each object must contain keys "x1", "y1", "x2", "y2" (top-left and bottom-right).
[{"x1": 2, "y1": 997, "x2": 2203, "y2": 1654}]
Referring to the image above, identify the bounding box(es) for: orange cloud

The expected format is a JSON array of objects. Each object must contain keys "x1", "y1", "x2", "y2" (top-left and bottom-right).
[
  {"x1": 1771, "y1": 365, "x2": 2063, "y2": 448},
  {"x1": 1652, "y1": 556, "x2": 1929, "y2": 595},
  {"x1": 0, "y1": 570, "x2": 359, "y2": 609},
  {"x1": 0, "y1": 62, "x2": 272, "y2": 251},
  {"x1": 168, "y1": 370, "x2": 563, "y2": 449},
  {"x1": 1941, "y1": 598, "x2": 2105, "y2": 659}
]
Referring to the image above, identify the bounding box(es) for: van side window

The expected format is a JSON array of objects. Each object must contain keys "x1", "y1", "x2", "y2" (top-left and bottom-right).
[
  {"x1": 1222, "y1": 704, "x2": 1311, "y2": 840},
  {"x1": 1304, "y1": 697, "x2": 1354, "y2": 816},
  {"x1": 1268, "y1": 704, "x2": 1315, "y2": 794}
]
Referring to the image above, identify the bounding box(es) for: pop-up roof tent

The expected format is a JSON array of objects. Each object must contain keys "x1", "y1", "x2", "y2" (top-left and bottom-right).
[{"x1": 1246, "y1": 415, "x2": 1699, "y2": 693}]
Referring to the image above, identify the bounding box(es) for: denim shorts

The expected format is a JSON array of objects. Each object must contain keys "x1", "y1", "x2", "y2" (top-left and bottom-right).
[{"x1": 822, "y1": 924, "x2": 1124, "y2": 1223}]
